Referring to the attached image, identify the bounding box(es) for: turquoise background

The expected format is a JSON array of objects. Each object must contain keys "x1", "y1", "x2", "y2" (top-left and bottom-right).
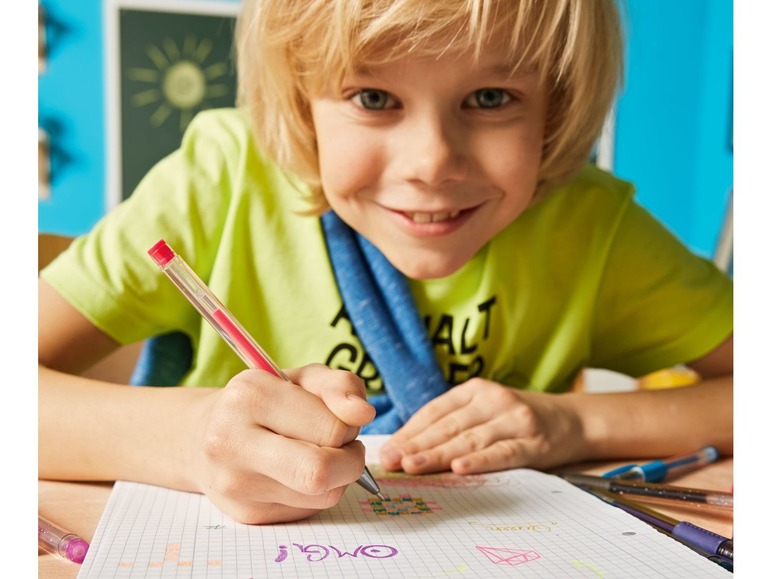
[{"x1": 613, "y1": 0, "x2": 733, "y2": 258}]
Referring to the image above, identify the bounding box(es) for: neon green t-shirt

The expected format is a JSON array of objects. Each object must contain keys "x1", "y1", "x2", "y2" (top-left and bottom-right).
[{"x1": 42, "y1": 108, "x2": 733, "y2": 395}]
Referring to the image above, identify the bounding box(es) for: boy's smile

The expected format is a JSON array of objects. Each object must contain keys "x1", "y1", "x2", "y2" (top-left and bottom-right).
[{"x1": 310, "y1": 37, "x2": 548, "y2": 280}]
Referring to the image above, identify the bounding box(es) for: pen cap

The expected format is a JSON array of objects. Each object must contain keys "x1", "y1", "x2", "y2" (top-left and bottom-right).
[
  {"x1": 60, "y1": 535, "x2": 89, "y2": 564},
  {"x1": 675, "y1": 522, "x2": 731, "y2": 557},
  {"x1": 148, "y1": 239, "x2": 175, "y2": 267},
  {"x1": 639, "y1": 461, "x2": 668, "y2": 482},
  {"x1": 39, "y1": 515, "x2": 90, "y2": 564}
]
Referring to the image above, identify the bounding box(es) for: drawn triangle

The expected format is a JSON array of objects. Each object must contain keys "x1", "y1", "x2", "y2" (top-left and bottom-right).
[{"x1": 475, "y1": 546, "x2": 541, "y2": 566}]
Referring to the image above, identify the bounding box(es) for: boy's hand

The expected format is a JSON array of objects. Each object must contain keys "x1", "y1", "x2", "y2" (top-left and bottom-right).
[
  {"x1": 184, "y1": 364, "x2": 375, "y2": 524},
  {"x1": 379, "y1": 378, "x2": 585, "y2": 474}
]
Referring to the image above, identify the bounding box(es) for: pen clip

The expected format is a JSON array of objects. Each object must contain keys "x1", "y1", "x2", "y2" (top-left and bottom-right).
[{"x1": 602, "y1": 464, "x2": 636, "y2": 479}]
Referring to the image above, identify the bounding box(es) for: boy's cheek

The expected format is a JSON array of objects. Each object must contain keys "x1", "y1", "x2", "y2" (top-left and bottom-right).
[{"x1": 314, "y1": 133, "x2": 379, "y2": 196}]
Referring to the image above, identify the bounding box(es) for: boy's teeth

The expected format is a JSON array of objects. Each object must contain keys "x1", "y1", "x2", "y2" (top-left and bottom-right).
[{"x1": 408, "y1": 211, "x2": 460, "y2": 223}]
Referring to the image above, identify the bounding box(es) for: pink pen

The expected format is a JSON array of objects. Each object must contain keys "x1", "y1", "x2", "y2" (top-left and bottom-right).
[
  {"x1": 38, "y1": 515, "x2": 89, "y2": 564},
  {"x1": 148, "y1": 239, "x2": 288, "y2": 379},
  {"x1": 147, "y1": 239, "x2": 384, "y2": 499}
]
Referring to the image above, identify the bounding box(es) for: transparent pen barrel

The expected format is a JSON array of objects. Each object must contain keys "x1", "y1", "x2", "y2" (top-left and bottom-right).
[
  {"x1": 38, "y1": 517, "x2": 66, "y2": 555},
  {"x1": 160, "y1": 256, "x2": 287, "y2": 378}
]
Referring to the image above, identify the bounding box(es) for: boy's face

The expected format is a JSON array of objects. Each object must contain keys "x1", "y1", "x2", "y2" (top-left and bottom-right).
[{"x1": 310, "y1": 38, "x2": 548, "y2": 279}]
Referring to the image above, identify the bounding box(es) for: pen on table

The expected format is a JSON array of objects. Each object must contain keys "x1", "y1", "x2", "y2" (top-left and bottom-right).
[
  {"x1": 148, "y1": 239, "x2": 385, "y2": 501},
  {"x1": 577, "y1": 487, "x2": 733, "y2": 566},
  {"x1": 556, "y1": 472, "x2": 733, "y2": 510},
  {"x1": 602, "y1": 446, "x2": 719, "y2": 482},
  {"x1": 38, "y1": 515, "x2": 89, "y2": 564}
]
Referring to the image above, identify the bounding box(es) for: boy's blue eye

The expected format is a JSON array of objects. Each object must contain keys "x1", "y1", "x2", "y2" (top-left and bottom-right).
[
  {"x1": 466, "y1": 88, "x2": 512, "y2": 109},
  {"x1": 353, "y1": 89, "x2": 394, "y2": 110}
]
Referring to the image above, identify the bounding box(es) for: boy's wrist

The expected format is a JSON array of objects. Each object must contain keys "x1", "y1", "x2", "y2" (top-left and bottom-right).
[{"x1": 559, "y1": 391, "x2": 613, "y2": 462}]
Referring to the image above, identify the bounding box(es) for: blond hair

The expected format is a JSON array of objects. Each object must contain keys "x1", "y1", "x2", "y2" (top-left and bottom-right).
[{"x1": 236, "y1": 0, "x2": 624, "y2": 211}]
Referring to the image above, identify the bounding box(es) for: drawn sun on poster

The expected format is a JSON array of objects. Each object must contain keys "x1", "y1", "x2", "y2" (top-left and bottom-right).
[{"x1": 127, "y1": 34, "x2": 231, "y2": 132}]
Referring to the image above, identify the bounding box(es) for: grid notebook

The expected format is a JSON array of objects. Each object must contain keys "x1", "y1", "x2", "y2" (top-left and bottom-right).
[{"x1": 78, "y1": 436, "x2": 731, "y2": 578}]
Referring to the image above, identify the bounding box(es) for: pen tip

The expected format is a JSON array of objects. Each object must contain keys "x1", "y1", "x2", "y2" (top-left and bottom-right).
[{"x1": 376, "y1": 492, "x2": 386, "y2": 501}]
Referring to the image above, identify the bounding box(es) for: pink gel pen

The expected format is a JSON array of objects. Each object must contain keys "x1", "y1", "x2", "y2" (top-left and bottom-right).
[
  {"x1": 38, "y1": 515, "x2": 89, "y2": 564},
  {"x1": 148, "y1": 239, "x2": 385, "y2": 500}
]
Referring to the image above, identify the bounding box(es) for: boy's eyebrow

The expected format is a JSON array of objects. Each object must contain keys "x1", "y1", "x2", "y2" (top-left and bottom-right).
[
  {"x1": 477, "y1": 62, "x2": 540, "y2": 79},
  {"x1": 346, "y1": 62, "x2": 536, "y2": 81},
  {"x1": 345, "y1": 65, "x2": 381, "y2": 79}
]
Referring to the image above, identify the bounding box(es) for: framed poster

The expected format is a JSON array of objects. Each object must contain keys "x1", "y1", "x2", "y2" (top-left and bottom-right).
[{"x1": 106, "y1": 0, "x2": 241, "y2": 205}]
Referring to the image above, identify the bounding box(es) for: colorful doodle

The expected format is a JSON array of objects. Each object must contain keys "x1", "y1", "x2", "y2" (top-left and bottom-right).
[
  {"x1": 274, "y1": 543, "x2": 399, "y2": 563},
  {"x1": 475, "y1": 546, "x2": 541, "y2": 566},
  {"x1": 468, "y1": 519, "x2": 558, "y2": 533},
  {"x1": 359, "y1": 494, "x2": 442, "y2": 515}
]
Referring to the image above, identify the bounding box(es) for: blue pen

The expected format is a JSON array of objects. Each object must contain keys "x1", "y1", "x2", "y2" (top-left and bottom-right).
[{"x1": 602, "y1": 446, "x2": 719, "y2": 482}]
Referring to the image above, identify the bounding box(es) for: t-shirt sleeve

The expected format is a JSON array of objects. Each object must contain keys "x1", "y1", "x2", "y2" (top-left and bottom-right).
[
  {"x1": 40, "y1": 111, "x2": 242, "y2": 345},
  {"x1": 588, "y1": 197, "x2": 733, "y2": 377}
]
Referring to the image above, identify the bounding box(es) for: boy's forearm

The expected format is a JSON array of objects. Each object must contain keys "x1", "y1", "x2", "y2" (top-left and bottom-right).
[
  {"x1": 38, "y1": 366, "x2": 213, "y2": 492},
  {"x1": 567, "y1": 376, "x2": 733, "y2": 461}
]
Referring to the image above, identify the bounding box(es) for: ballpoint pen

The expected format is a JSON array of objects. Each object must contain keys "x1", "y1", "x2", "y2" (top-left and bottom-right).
[
  {"x1": 148, "y1": 239, "x2": 385, "y2": 500},
  {"x1": 557, "y1": 472, "x2": 733, "y2": 510},
  {"x1": 39, "y1": 515, "x2": 89, "y2": 564},
  {"x1": 602, "y1": 446, "x2": 719, "y2": 482},
  {"x1": 577, "y1": 487, "x2": 733, "y2": 566}
]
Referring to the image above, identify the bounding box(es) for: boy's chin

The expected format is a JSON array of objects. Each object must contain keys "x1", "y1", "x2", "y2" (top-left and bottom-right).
[{"x1": 384, "y1": 248, "x2": 474, "y2": 281}]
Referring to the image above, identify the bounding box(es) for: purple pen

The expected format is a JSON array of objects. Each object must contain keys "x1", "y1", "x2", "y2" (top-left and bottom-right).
[
  {"x1": 39, "y1": 515, "x2": 89, "y2": 564},
  {"x1": 583, "y1": 488, "x2": 733, "y2": 562}
]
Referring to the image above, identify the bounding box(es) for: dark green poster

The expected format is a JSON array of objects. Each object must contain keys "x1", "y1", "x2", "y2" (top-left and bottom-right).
[{"x1": 119, "y1": 8, "x2": 238, "y2": 199}]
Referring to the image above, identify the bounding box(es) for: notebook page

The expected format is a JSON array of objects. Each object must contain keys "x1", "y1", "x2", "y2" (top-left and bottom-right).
[{"x1": 78, "y1": 436, "x2": 731, "y2": 578}]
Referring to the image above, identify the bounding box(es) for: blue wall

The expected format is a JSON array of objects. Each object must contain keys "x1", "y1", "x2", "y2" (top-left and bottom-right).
[
  {"x1": 613, "y1": 0, "x2": 733, "y2": 258},
  {"x1": 39, "y1": 0, "x2": 734, "y2": 259},
  {"x1": 39, "y1": 0, "x2": 106, "y2": 236}
]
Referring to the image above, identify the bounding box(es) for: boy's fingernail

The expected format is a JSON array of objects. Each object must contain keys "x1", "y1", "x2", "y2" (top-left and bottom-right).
[
  {"x1": 346, "y1": 393, "x2": 372, "y2": 407},
  {"x1": 455, "y1": 458, "x2": 471, "y2": 470},
  {"x1": 408, "y1": 454, "x2": 426, "y2": 467},
  {"x1": 381, "y1": 446, "x2": 403, "y2": 465}
]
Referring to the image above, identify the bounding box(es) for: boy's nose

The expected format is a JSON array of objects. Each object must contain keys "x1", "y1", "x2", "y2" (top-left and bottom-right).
[{"x1": 397, "y1": 114, "x2": 467, "y2": 187}]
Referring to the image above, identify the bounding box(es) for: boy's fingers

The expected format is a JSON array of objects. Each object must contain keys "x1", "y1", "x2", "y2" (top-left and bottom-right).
[
  {"x1": 223, "y1": 369, "x2": 359, "y2": 448},
  {"x1": 380, "y1": 387, "x2": 479, "y2": 469},
  {"x1": 402, "y1": 414, "x2": 535, "y2": 475},
  {"x1": 236, "y1": 429, "x2": 367, "y2": 496},
  {"x1": 211, "y1": 474, "x2": 350, "y2": 525},
  {"x1": 394, "y1": 384, "x2": 478, "y2": 440},
  {"x1": 449, "y1": 439, "x2": 534, "y2": 475},
  {"x1": 287, "y1": 364, "x2": 376, "y2": 428}
]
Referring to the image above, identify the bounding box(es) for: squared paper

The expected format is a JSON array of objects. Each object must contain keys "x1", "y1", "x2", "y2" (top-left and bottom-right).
[{"x1": 78, "y1": 435, "x2": 731, "y2": 578}]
